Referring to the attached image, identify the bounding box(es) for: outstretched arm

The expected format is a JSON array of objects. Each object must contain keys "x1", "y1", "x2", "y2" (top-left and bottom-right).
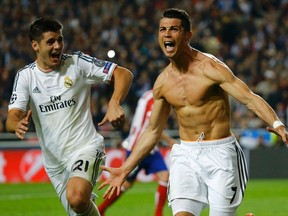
[
  {"x1": 222, "y1": 74, "x2": 287, "y2": 143},
  {"x1": 209, "y1": 60, "x2": 288, "y2": 144},
  {"x1": 98, "y1": 96, "x2": 171, "y2": 198},
  {"x1": 6, "y1": 109, "x2": 32, "y2": 139},
  {"x1": 98, "y1": 66, "x2": 133, "y2": 128}
]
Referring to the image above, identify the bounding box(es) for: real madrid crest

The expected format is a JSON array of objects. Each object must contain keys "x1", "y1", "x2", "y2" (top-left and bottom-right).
[{"x1": 64, "y1": 76, "x2": 73, "y2": 88}]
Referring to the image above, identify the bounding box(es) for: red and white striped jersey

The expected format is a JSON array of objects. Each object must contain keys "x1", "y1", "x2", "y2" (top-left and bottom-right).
[{"x1": 122, "y1": 90, "x2": 155, "y2": 151}]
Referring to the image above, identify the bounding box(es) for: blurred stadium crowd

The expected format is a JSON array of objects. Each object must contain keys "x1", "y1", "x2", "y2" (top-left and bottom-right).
[{"x1": 0, "y1": 0, "x2": 287, "y2": 146}]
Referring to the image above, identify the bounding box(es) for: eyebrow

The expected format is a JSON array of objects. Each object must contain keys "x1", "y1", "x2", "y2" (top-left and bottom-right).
[{"x1": 159, "y1": 25, "x2": 181, "y2": 29}]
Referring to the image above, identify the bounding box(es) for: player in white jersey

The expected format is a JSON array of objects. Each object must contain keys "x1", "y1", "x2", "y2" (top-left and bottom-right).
[
  {"x1": 99, "y1": 8, "x2": 288, "y2": 216},
  {"x1": 98, "y1": 90, "x2": 177, "y2": 216},
  {"x1": 6, "y1": 18, "x2": 133, "y2": 216}
]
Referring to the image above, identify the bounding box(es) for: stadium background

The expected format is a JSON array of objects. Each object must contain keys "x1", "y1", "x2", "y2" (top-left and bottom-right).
[{"x1": 0, "y1": 0, "x2": 288, "y2": 181}]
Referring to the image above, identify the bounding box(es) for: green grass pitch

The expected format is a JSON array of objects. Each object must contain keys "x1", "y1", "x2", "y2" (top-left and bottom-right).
[{"x1": 0, "y1": 179, "x2": 288, "y2": 215}]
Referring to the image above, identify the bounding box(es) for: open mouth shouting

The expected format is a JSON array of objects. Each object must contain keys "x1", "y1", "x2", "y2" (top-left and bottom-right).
[
  {"x1": 164, "y1": 41, "x2": 175, "y2": 52},
  {"x1": 51, "y1": 52, "x2": 61, "y2": 60}
]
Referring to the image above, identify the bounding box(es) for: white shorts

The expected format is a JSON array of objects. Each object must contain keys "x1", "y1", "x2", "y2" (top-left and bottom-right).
[
  {"x1": 48, "y1": 139, "x2": 106, "y2": 215},
  {"x1": 168, "y1": 136, "x2": 248, "y2": 216}
]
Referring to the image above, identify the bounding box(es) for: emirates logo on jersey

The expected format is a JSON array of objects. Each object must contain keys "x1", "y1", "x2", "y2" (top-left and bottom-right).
[
  {"x1": 39, "y1": 95, "x2": 76, "y2": 113},
  {"x1": 64, "y1": 76, "x2": 73, "y2": 88}
]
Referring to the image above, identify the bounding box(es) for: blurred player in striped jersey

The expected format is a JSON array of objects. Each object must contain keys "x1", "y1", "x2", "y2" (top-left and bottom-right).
[{"x1": 98, "y1": 89, "x2": 177, "y2": 216}]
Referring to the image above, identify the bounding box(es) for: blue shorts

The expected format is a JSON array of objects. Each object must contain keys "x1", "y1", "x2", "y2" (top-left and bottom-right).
[{"x1": 126, "y1": 149, "x2": 168, "y2": 182}]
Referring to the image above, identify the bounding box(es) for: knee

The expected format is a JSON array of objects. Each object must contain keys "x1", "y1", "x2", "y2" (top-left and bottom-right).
[{"x1": 67, "y1": 190, "x2": 90, "y2": 213}]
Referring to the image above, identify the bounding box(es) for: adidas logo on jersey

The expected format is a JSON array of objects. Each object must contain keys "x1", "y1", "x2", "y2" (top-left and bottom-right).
[{"x1": 32, "y1": 87, "x2": 41, "y2": 93}]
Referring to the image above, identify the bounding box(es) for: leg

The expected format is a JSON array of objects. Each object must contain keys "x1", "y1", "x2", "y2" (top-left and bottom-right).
[
  {"x1": 67, "y1": 147, "x2": 105, "y2": 216},
  {"x1": 171, "y1": 198, "x2": 205, "y2": 216},
  {"x1": 175, "y1": 213, "x2": 194, "y2": 216},
  {"x1": 168, "y1": 144, "x2": 208, "y2": 216},
  {"x1": 206, "y1": 141, "x2": 248, "y2": 216},
  {"x1": 154, "y1": 170, "x2": 169, "y2": 216},
  {"x1": 48, "y1": 145, "x2": 105, "y2": 216},
  {"x1": 49, "y1": 173, "x2": 100, "y2": 216},
  {"x1": 66, "y1": 176, "x2": 94, "y2": 214}
]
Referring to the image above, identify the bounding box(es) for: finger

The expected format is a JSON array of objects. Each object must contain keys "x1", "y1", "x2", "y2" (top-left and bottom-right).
[
  {"x1": 15, "y1": 131, "x2": 24, "y2": 140},
  {"x1": 17, "y1": 122, "x2": 30, "y2": 139},
  {"x1": 19, "y1": 124, "x2": 29, "y2": 133},
  {"x1": 267, "y1": 127, "x2": 288, "y2": 143},
  {"x1": 100, "y1": 165, "x2": 110, "y2": 172},
  {"x1": 103, "y1": 186, "x2": 113, "y2": 199},
  {"x1": 26, "y1": 110, "x2": 32, "y2": 121},
  {"x1": 108, "y1": 186, "x2": 116, "y2": 199},
  {"x1": 98, "y1": 181, "x2": 107, "y2": 190},
  {"x1": 98, "y1": 184, "x2": 105, "y2": 191},
  {"x1": 116, "y1": 186, "x2": 121, "y2": 196},
  {"x1": 98, "y1": 116, "x2": 107, "y2": 126},
  {"x1": 21, "y1": 118, "x2": 30, "y2": 127},
  {"x1": 283, "y1": 132, "x2": 288, "y2": 143},
  {"x1": 266, "y1": 126, "x2": 276, "y2": 133}
]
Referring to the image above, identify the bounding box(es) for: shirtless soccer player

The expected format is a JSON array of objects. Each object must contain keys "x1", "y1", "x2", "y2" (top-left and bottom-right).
[{"x1": 98, "y1": 8, "x2": 288, "y2": 216}]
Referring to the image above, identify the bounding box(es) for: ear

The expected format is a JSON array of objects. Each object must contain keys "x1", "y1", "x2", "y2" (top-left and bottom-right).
[
  {"x1": 31, "y1": 40, "x2": 39, "y2": 52},
  {"x1": 186, "y1": 31, "x2": 192, "y2": 41}
]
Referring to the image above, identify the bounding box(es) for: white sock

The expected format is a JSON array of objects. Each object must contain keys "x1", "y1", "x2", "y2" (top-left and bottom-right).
[{"x1": 76, "y1": 200, "x2": 100, "y2": 216}]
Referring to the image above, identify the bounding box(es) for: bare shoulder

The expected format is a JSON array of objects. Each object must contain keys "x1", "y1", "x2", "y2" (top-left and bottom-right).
[
  {"x1": 197, "y1": 51, "x2": 226, "y2": 69},
  {"x1": 196, "y1": 50, "x2": 235, "y2": 82},
  {"x1": 152, "y1": 66, "x2": 171, "y2": 100}
]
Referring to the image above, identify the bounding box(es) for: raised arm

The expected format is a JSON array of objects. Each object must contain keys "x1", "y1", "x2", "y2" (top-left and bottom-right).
[
  {"x1": 207, "y1": 58, "x2": 287, "y2": 143},
  {"x1": 98, "y1": 66, "x2": 133, "y2": 128},
  {"x1": 98, "y1": 93, "x2": 171, "y2": 198}
]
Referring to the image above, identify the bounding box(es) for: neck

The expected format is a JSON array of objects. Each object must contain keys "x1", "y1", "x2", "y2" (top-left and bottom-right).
[
  {"x1": 170, "y1": 46, "x2": 196, "y2": 71},
  {"x1": 36, "y1": 61, "x2": 53, "y2": 73}
]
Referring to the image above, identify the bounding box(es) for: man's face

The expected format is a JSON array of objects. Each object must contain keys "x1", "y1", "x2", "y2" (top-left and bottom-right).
[
  {"x1": 32, "y1": 30, "x2": 64, "y2": 71},
  {"x1": 158, "y1": 18, "x2": 191, "y2": 58}
]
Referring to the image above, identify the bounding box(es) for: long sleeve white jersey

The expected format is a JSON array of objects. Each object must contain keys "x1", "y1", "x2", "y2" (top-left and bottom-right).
[{"x1": 8, "y1": 51, "x2": 116, "y2": 171}]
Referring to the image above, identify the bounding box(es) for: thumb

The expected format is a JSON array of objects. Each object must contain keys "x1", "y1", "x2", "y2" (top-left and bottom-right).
[
  {"x1": 26, "y1": 110, "x2": 32, "y2": 121},
  {"x1": 266, "y1": 126, "x2": 277, "y2": 134},
  {"x1": 100, "y1": 165, "x2": 111, "y2": 173}
]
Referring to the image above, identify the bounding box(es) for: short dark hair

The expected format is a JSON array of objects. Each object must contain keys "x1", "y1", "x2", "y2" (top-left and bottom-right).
[
  {"x1": 161, "y1": 8, "x2": 191, "y2": 32},
  {"x1": 29, "y1": 18, "x2": 63, "y2": 42}
]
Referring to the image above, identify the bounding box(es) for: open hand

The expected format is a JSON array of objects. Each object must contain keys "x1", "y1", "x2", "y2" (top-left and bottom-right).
[{"x1": 98, "y1": 165, "x2": 126, "y2": 199}]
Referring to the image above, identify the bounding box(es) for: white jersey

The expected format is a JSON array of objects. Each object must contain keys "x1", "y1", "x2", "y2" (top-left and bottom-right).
[
  {"x1": 123, "y1": 90, "x2": 154, "y2": 151},
  {"x1": 8, "y1": 51, "x2": 116, "y2": 171}
]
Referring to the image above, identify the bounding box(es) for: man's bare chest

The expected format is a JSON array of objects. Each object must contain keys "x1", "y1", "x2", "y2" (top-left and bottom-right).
[{"x1": 162, "y1": 76, "x2": 213, "y2": 107}]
